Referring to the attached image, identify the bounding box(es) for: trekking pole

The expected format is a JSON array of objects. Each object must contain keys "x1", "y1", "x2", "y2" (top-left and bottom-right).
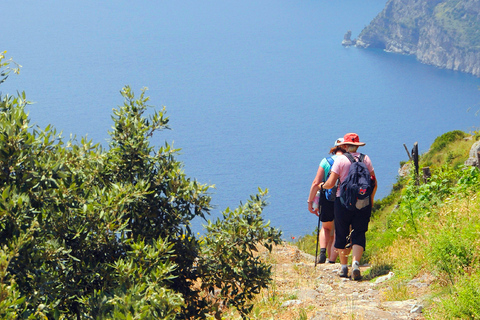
[
  {"x1": 314, "y1": 208, "x2": 321, "y2": 268},
  {"x1": 314, "y1": 188, "x2": 322, "y2": 268}
]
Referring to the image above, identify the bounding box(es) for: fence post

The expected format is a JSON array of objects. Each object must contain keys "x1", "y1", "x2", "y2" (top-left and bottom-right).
[
  {"x1": 403, "y1": 144, "x2": 412, "y2": 160},
  {"x1": 422, "y1": 167, "x2": 431, "y2": 183}
]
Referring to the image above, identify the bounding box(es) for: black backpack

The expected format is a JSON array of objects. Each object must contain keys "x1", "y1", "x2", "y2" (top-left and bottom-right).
[
  {"x1": 339, "y1": 153, "x2": 373, "y2": 210},
  {"x1": 324, "y1": 157, "x2": 337, "y2": 202}
]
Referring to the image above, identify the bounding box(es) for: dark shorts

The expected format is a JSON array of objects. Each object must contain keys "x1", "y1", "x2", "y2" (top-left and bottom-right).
[
  {"x1": 333, "y1": 198, "x2": 372, "y2": 250},
  {"x1": 319, "y1": 192, "x2": 335, "y2": 222}
]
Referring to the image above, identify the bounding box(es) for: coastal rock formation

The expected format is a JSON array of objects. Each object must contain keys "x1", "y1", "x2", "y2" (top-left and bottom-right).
[
  {"x1": 464, "y1": 140, "x2": 480, "y2": 167},
  {"x1": 355, "y1": 0, "x2": 480, "y2": 77},
  {"x1": 342, "y1": 30, "x2": 356, "y2": 47}
]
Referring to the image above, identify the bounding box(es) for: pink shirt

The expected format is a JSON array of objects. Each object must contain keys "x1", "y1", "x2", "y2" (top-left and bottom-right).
[{"x1": 331, "y1": 152, "x2": 375, "y2": 196}]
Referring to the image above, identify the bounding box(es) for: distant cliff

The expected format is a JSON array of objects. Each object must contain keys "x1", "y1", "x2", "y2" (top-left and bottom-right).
[{"x1": 354, "y1": 0, "x2": 480, "y2": 77}]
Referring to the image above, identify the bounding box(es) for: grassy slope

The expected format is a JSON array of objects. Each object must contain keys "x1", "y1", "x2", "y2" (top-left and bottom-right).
[
  {"x1": 368, "y1": 130, "x2": 480, "y2": 319},
  {"x1": 296, "y1": 129, "x2": 480, "y2": 319}
]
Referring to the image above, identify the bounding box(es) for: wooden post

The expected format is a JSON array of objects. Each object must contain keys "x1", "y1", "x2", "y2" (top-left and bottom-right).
[
  {"x1": 422, "y1": 167, "x2": 431, "y2": 183},
  {"x1": 403, "y1": 144, "x2": 412, "y2": 160}
]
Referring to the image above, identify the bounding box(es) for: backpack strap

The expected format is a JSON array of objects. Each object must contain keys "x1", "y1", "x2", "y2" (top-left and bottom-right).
[
  {"x1": 344, "y1": 152, "x2": 365, "y2": 163},
  {"x1": 323, "y1": 157, "x2": 335, "y2": 182},
  {"x1": 326, "y1": 157, "x2": 334, "y2": 166},
  {"x1": 344, "y1": 152, "x2": 356, "y2": 163}
]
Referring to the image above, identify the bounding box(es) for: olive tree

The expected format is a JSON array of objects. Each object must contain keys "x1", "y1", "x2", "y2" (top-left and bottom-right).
[{"x1": 0, "y1": 54, "x2": 281, "y2": 319}]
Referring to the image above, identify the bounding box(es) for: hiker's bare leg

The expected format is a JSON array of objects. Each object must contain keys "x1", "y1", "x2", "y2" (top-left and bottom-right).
[
  {"x1": 329, "y1": 232, "x2": 338, "y2": 262},
  {"x1": 320, "y1": 221, "x2": 333, "y2": 250},
  {"x1": 351, "y1": 244, "x2": 364, "y2": 263},
  {"x1": 337, "y1": 247, "x2": 351, "y2": 265}
]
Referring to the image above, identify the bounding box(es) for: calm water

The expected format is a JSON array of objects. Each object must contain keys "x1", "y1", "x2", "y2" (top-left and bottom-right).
[{"x1": 2, "y1": 1, "x2": 480, "y2": 238}]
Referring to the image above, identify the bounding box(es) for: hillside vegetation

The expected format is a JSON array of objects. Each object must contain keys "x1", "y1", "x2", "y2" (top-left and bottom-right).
[
  {"x1": 368, "y1": 130, "x2": 480, "y2": 319},
  {"x1": 295, "y1": 129, "x2": 480, "y2": 319}
]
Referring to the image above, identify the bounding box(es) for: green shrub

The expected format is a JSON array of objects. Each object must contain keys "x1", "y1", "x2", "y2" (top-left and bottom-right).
[
  {"x1": 427, "y1": 230, "x2": 475, "y2": 284},
  {"x1": 0, "y1": 54, "x2": 281, "y2": 319},
  {"x1": 198, "y1": 190, "x2": 282, "y2": 318},
  {"x1": 428, "y1": 272, "x2": 480, "y2": 319}
]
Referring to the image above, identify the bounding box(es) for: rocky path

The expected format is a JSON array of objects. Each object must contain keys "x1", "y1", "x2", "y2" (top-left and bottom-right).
[{"x1": 265, "y1": 243, "x2": 427, "y2": 320}]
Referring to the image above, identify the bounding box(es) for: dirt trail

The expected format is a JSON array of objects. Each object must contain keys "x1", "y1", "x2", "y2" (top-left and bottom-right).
[{"x1": 265, "y1": 243, "x2": 427, "y2": 320}]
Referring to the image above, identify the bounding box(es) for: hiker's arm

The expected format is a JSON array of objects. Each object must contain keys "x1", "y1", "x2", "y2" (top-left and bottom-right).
[
  {"x1": 308, "y1": 166, "x2": 325, "y2": 215},
  {"x1": 319, "y1": 171, "x2": 339, "y2": 190}
]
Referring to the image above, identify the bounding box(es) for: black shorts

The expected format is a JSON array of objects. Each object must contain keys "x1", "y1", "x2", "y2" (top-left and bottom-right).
[
  {"x1": 319, "y1": 192, "x2": 335, "y2": 222},
  {"x1": 333, "y1": 198, "x2": 372, "y2": 250}
]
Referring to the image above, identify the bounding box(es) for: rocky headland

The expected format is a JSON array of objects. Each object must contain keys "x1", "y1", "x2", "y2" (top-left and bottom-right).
[{"x1": 349, "y1": 0, "x2": 480, "y2": 77}]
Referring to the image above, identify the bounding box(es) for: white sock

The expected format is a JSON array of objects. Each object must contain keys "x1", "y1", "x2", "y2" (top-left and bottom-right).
[
  {"x1": 352, "y1": 260, "x2": 359, "y2": 268},
  {"x1": 341, "y1": 264, "x2": 348, "y2": 269}
]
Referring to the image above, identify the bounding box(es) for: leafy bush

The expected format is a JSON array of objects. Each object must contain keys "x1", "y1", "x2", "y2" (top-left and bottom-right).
[
  {"x1": 0, "y1": 51, "x2": 20, "y2": 84},
  {"x1": 0, "y1": 54, "x2": 281, "y2": 319},
  {"x1": 386, "y1": 164, "x2": 477, "y2": 234},
  {"x1": 198, "y1": 190, "x2": 281, "y2": 318}
]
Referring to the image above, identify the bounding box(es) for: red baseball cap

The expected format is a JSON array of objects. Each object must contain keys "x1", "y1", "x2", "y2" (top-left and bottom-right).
[{"x1": 338, "y1": 133, "x2": 366, "y2": 146}]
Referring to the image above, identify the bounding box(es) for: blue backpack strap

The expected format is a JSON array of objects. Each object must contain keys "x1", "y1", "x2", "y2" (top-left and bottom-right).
[
  {"x1": 324, "y1": 157, "x2": 337, "y2": 201},
  {"x1": 323, "y1": 157, "x2": 335, "y2": 182},
  {"x1": 326, "y1": 157, "x2": 334, "y2": 166}
]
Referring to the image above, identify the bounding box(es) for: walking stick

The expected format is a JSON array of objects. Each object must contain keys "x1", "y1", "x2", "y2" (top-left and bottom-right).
[
  {"x1": 314, "y1": 213, "x2": 320, "y2": 268},
  {"x1": 314, "y1": 207, "x2": 321, "y2": 268}
]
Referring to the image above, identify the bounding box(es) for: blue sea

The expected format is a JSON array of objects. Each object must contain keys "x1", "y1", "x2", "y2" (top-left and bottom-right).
[{"x1": 2, "y1": 0, "x2": 480, "y2": 239}]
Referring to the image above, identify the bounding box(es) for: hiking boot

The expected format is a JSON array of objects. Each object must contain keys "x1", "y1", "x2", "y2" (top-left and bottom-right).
[
  {"x1": 317, "y1": 252, "x2": 327, "y2": 264},
  {"x1": 338, "y1": 266, "x2": 348, "y2": 278},
  {"x1": 352, "y1": 263, "x2": 361, "y2": 281}
]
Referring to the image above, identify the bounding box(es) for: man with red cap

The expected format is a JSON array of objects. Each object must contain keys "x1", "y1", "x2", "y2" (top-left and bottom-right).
[{"x1": 319, "y1": 133, "x2": 377, "y2": 280}]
